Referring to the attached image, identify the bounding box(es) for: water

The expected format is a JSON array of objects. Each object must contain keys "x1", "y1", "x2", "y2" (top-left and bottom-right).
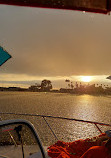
[{"x1": 0, "y1": 91, "x2": 111, "y2": 146}]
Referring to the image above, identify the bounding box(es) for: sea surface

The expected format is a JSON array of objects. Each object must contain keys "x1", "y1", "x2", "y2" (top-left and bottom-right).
[{"x1": 0, "y1": 91, "x2": 111, "y2": 146}]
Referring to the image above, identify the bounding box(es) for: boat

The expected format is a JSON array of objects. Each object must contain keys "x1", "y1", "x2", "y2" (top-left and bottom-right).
[
  {"x1": 0, "y1": 112, "x2": 111, "y2": 158},
  {"x1": 0, "y1": 0, "x2": 111, "y2": 157}
]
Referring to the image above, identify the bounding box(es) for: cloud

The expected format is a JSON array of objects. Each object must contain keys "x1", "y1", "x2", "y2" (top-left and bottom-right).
[{"x1": 0, "y1": 5, "x2": 111, "y2": 77}]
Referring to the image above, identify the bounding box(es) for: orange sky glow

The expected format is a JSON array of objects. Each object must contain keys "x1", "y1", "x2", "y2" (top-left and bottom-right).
[{"x1": 0, "y1": 5, "x2": 111, "y2": 88}]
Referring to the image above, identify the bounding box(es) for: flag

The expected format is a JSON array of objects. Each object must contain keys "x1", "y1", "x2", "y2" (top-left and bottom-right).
[{"x1": 0, "y1": 46, "x2": 11, "y2": 66}]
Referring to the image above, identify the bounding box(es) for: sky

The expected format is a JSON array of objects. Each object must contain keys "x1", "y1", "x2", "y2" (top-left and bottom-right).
[{"x1": 0, "y1": 4, "x2": 111, "y2": 88}]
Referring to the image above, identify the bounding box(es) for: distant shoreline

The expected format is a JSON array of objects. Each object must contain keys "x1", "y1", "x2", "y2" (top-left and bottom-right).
[{"x1": 0, "y1": 90, "x2": 111, "y2": 97}]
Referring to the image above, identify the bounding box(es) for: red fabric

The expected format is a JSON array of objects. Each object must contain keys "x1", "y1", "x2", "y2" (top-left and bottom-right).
[
  {"x1": 80, "y1": 146, "x2": 111, "y2": 158},
  {"x1": 48, "y1": 133, "x2": 106, "y2": 158}
]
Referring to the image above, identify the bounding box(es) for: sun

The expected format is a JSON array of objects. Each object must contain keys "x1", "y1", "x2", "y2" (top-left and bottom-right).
[{"x1": 81, "y1": 76, "x2": 92, "y2": 82}]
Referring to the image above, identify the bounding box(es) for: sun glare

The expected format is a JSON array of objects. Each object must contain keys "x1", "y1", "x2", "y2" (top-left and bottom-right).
[{"x1": 81, "y1": 76, "x2": 92, "y2": 82}]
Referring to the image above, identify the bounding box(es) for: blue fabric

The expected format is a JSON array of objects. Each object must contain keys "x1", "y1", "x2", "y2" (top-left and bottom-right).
[{"x1": 0, "y1": 46, "x2": 11, "y2": 66}]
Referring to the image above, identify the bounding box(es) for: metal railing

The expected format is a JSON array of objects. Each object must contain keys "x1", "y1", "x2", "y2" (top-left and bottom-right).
[{"x1": 0, "y1": 112, "x2": 111, "y2": 140}]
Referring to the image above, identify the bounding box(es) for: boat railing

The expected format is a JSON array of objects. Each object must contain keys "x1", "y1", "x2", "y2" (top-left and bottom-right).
[{"x1": 0, "y1": 112, "x2": 111, "y2": 141}]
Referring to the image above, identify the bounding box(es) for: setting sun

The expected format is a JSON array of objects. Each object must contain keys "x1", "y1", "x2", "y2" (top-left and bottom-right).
[{"x1": 81, "y1": 76, "x2": 92, "y2": 82}]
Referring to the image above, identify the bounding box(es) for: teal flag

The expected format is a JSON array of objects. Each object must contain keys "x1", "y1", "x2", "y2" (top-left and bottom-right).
[{"x1": 0, "y1": 46, "x2": 11, "y2": 66}]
